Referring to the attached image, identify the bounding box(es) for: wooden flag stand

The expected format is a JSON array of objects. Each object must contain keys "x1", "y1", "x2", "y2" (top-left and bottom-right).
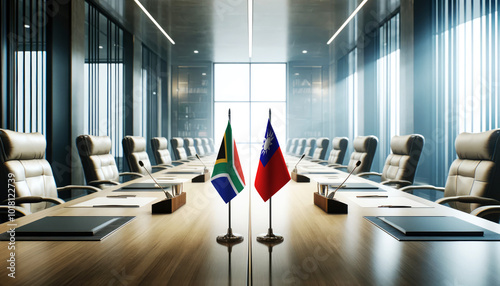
[
  {"x1": 257, "y1": 109, "x2": 284, "y2": 244},
  {"x1": 217, "y1": 109, "x2": 244, "y2": 243}
]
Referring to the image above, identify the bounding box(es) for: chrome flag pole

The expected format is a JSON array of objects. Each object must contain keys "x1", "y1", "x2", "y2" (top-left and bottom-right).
[
  {"x1": 256, "y1": 108, "x2": 288, "y2": 244},
  {"x1": 216, "y1": 108, "x2": 244, "y2": 244}
]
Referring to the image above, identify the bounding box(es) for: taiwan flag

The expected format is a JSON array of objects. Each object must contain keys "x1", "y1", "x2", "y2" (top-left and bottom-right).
[
  {"x1": 211, "y1": 121, "x2": 246, "y2": 203},
  {"x1": 254, "y1": 119, "x2": 291, "y2": 202}
]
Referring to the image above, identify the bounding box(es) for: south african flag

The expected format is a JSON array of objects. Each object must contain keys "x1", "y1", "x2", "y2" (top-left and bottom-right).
[{"x1": 211, "y1": 121, "x2": 246, "y2": 203}]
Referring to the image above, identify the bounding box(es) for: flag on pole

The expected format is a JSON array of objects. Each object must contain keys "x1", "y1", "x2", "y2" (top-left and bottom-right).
[
  {"x1": 255, "y1": 119, "x2": 290, "y2": 202},
  {"x1": 211, "y1": 121, "x2": 246, "y2": 203}
]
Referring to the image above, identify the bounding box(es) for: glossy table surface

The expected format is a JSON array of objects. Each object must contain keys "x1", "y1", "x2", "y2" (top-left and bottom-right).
[{"x1": 1, "y1": 156, "x2": 500, "y2": 285}]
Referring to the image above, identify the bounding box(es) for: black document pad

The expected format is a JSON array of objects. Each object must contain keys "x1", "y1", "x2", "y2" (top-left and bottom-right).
[
  {"x1": 117, "y1": 182, "x2": 173, "y2": 191},
  {"x1": 365, "y1": 216, "x2": 500, "y2": 241},
  {"x1": 0, "y1": 216, "x2": 135, "y2": 241}
]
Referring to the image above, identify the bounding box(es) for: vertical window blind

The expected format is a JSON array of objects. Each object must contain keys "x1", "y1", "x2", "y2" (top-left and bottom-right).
[
  {"x1": 377, "y1": 13, "x2": 400, "y2": 166},
  {"x1": 336, "y1": 48, "x2": 358, "y2": 153},
  {"x1": 84, "y1": 1, "x2": 125, "y2": 167},
  {"x1": 434, "y1": 0, "x2": 499, "y2": 184},
  {"x1": 142, "y1": 45, "x2": 167, "y2": 152},
  {"x1": 6, "y1": 0, "x2": 46, "y2": 133}
]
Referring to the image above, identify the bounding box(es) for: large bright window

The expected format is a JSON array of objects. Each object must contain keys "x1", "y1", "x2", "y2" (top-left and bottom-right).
[
  {"x1": 84, "y1": 2, "x2": 125, "y2": 165},
  {"x1": 434, "y1": 0, "x2": 499, "y2": 184},
  {"x1": 214, "y1": 63, "x2": 287, "y2": 173},
  {"x1": 377, "y1": 13, "x2": 400, "y2": 164}
]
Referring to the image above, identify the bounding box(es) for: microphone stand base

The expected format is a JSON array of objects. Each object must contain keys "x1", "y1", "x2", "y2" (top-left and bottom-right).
[
  {"x1": 314, "y1": 192, "x2": 348, "y2": 214},
  {"x1": 192, "y1": 169, "x2": 210, "y2": 183},
  {"x1": 291, "y1": 170, "x2": 310, "y2": 182},
  {"x1": 152, "y1": 192, "x2": 186, "y2": 214}
]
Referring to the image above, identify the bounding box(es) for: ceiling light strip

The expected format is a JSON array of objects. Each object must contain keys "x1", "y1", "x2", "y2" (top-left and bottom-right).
[
  {"x1": 248, "y1": 0, "x2": 253, "y2": 58},
  {"x1": 326, "y1": 0, "x2": 368, "y2": 45},
  {"x1": 134, "y1": 0, "x2": 175, "y2": 45}
]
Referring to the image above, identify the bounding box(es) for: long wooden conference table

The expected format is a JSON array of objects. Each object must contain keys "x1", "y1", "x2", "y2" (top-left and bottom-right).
[{"x1": 1, "y1": 155, "x2": 500, "y2": 285}]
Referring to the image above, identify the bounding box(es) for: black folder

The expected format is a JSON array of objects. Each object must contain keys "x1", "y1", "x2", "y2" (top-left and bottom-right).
[
  {"x1": 15, "y1": 216, "x2": 119, "y2": 236},
  {"x1": 0, "y1": 216, "x2": 135, "y2": 241},
  {"x1": 378, "y1": 216, "x2": 484, "y2": 236}
]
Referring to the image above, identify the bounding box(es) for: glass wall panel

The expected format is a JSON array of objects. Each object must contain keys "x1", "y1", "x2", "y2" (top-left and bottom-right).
[
  {"x1": 6, "y1": 0, "x2": 47, "y2": 133},
  {"x1": 214, "y1": 63, "x2": 287, "y2": 173},
  {"x1": 84, "y1": 1, "x2": 125, "y2": 169},
  {"x1": 376, "y1": 13, "x2": 400, "y2": 168},
  {"x1": 434, "y1": 0, "x2": 499, "y2": 185}
]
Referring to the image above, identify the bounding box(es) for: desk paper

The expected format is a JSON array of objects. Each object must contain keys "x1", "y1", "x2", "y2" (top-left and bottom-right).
[{"x1": 69, "y1": 197, "x2": 157, "y2": 208}]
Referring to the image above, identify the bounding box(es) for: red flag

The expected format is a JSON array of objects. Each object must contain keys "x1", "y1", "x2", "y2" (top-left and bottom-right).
[{"x1": 255, "y1": 119, "x2": 290, "y2": 202}]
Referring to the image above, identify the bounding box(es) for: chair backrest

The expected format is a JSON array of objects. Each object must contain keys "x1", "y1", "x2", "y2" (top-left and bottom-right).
[
  {"x1": 347, "y1": 136, "x2": 378, "y2": 174},
  {"x1": 303, "y1": 138, "x2": 316, "y2": 157},
  {"x1": 194, "y1": 138, "x2": 205, "y2": 156},
  {"x1": 444, "y1": 129, "x2": 500, "y2": 213},
  {"x1": 0, "y1": 129, "x2": 58, "y2": 214},
  {"x1": 208, "y1": 138, "x2": 215, "y2": 154},
  {"x1": 381, "y1": 134, "x2": 425, "y2": 184},
  {"x1": 151, "y1": 137, "x2": 173, "y2": 165},
  {"x1": 328, "y1": 137, "x2": 348, "y2": 165},
  {"x1": 122, "y1": 136, "x2": 152, "y2": 175},
  {"x1": 76, "y1": 135, "x2": 120, "y2": 184},
  {"x1": 170, "y1": 137, "x2": 188, "y2": 160},
  {"x1": 286, "y1": 139, "x2": 292, "y2": 153},
  {"x1": 312, "y1": 138, "x2": 330, "y2": 160},
  {"x1": 184, "y1": 138, "x2": 197, "y2": 157},
  {"x1": 295, "y1": 138, "x2": 306, "y2": 156},
  {"x1": 290, "y1": 138, "x2": 298, "y2": 155},
  {"x1": 202, "y1": 138, "x2": 211, "y2": 154}
]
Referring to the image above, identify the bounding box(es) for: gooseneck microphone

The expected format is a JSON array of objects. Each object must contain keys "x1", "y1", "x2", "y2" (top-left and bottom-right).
[
  {"x1": 139, "y1": 160, "x2": 173, "y2": 199},
  {"x1": 327, "y1": 160, "x2": 361, "y2": 199},
  {"x1": 293, "y1": 154, "x2": 306, "y2": 173},
  {"x1": 195, "y1": 154, "x2": 208, "y2": 171}
]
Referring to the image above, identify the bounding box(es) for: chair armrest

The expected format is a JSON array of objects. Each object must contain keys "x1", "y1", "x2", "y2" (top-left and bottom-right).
[
  {"x1": 399, "y1": 185, "x2": 445, "y2": 193},
  {"x1": 331, "y1": 165, "x2": 347, "y2": 169},
  {"x1": 158, "y1": 164, "x2": 174, "y2": 168},
  {"x1": 152, "y1": 165, "x2": 170, "y2": 171},
  {"x1": 0, "y1": 205, "x2": 29, "y2": 219},
  {"x1": 380, "y1": 180, "x2": 413, "y2": 188},
  {"x1": 436, "y1": 196, "x2": 500, "y2": 206},
  {"x1": 88, "y1": 179, "x2": 120, "y2": 188},
  {"x1": 119, "y1": 172, "x2": 144, "y2": 178},
  {"x1": 357, "y1": 172, "x2": 382, "y2": 178},
  {"x1": 3, "y1": 196, "x2": 65, "y2": 205},
  {"x1": 471, "y1": 205, "x2": 500, "y2": 218},
  {"x1": 57, "y1": 185, "x2": 101, "y2": 193}
]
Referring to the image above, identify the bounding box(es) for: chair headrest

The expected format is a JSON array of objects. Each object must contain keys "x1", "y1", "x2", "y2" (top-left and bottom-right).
[
  {"x1": 332, "y1": 137, "x2": 348, "y2": 150},
  {"x1": 353, "y1": 136, "x2": 378, "y2": 152},
  {"x1": 0, "y1": 129, "x2": 46, "y2": 161},
  {"x1": 391, "y1": 134, "x2": 424, "y2": 155},
  {"x1": 185, "y1": 138, "x2": 194, "y2": 146},
  {"x1": 172, "y1": 137, "x2": 184, "y2": 147},
  {"x1": 305, "y1": 138, "x2": 315, "y2": 146},
  {"x1": 316, "y1": 138, "x2": 329, "y2": 149},
  {"x1": 123, "y1": 136, "x2": 146, "y2": 152},
  {"x1": 76, "y1": 135, "x2": 112, "y2": 156},
  {"x1": 455, "y1": 129, "x2": 500, "y2": 160},
  {"x1": 152, "y1": 137, "x2": 168, "y2": 149}
]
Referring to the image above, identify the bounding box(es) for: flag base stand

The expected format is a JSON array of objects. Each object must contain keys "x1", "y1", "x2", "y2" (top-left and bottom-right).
[
  {"x1": 217, "y1": 228, "x2": 244, "y2": 244},
  {"x1": 257, "y1": 228, "x2": 284, "y2": 244}
]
